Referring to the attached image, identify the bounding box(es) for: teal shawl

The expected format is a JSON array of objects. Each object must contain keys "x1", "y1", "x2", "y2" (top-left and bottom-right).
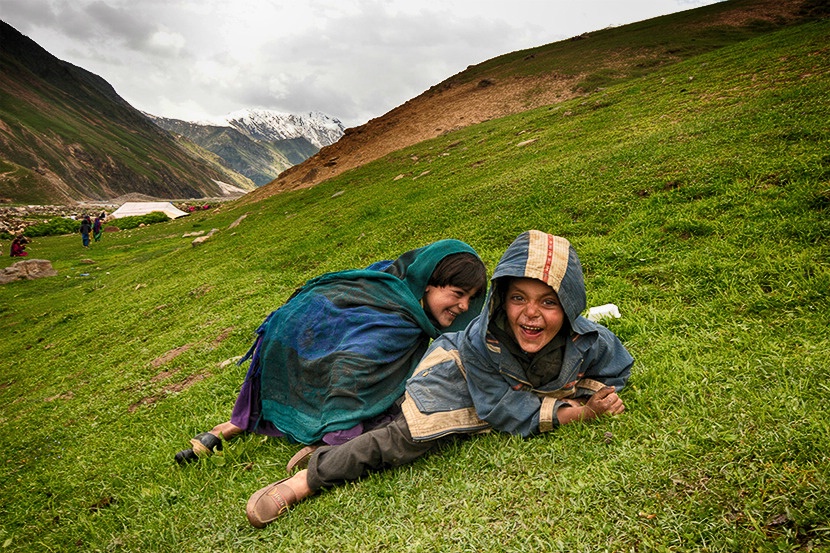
[{"x1": 255, "y1": 239, "x2": 484, "y2": 444}]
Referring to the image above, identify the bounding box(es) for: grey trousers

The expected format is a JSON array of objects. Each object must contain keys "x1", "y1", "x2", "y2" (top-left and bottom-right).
[{"x1": 306, "y1": 413, "x2": 450, "y2": 490}]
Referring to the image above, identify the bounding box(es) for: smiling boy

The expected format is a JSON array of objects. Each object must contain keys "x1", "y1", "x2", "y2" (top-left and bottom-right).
[{"x1": 245, "y1": 231, "x2": 634, "y2": 527}]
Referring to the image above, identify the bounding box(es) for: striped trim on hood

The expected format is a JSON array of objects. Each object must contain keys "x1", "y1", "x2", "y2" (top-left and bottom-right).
[{"x1": 490, "y1": 230, "x2": 588, "y2": 332}]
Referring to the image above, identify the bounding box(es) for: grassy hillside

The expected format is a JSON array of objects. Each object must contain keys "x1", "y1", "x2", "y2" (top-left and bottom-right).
[
  {"x1": 1, "y1": 17, "x2": 828, "y2": 553},
  {"x1": 250, "y1": 0, "x2": 829, "y2": 200}
]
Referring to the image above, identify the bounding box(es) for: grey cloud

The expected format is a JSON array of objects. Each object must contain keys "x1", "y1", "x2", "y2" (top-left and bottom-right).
[
  {"x1": 237, "y1": 73, "x2": 358, "y2": 122},
  {"x1": 241, "y1": 7, "x2": 533, "y2": 124},
  {"x1": 83, "y1": 1, "x2": 155, "y2": 49},
  {"x1": 2, "y1": 0, "x2": 726, "y2": 128},
  {"x1": 3, "y1": 0, "x2": 153, "y2": 51},
  {"x1": 0, "y1": 0, "x2": 60, "y2": 30}
]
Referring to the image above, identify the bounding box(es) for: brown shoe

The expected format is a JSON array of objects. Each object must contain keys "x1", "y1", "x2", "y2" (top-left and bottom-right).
[
  {"x1": 285, "y1": 445, "x2": 320, "y2": 474},
  {"x1": 246, "y1": 478, "x2": 298, "y2": 528}
]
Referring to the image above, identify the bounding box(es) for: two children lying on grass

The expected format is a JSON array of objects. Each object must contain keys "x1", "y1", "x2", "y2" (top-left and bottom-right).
[{"x1": 244, "y1": 230, "x2": 633, "y2": 528}]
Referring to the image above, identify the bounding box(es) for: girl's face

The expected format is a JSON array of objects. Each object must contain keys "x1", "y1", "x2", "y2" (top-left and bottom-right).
[
  {"x1": 504, "y1": 278, "x2": 565, "y2": 354},
  {"x1": 423, "y1": 285, "x2": 479, "y2": 328}
]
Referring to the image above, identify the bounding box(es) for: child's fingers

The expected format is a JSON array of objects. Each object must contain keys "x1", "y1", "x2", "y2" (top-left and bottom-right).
[
  {"x1": 589, "y1": 387, "x2": 625, "y2": 416},
  {"x1": 608, "y1": 396, "x2": 625, "y2": 414}
]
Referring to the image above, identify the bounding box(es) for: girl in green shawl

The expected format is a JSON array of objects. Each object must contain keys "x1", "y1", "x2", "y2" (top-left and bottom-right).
[{"x1": 176, "y1": 239, "x2": 487, "y2": 465}]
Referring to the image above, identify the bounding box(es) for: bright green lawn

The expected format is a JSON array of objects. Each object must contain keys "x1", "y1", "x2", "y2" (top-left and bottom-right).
[{"x1": 1, "y1": 20, "x2": 829, "y2": 553}]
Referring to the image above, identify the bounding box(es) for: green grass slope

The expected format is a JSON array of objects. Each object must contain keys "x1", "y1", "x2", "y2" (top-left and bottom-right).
[
  {"x1": 0, "y1": 19, "x2": 828, "y2": 553},
  {"x1": 258, "y1": 0, "x2": 829, "y2": 197},
  {"x1": 451, "y1": 0, "x2": 826, "y2": 89}
]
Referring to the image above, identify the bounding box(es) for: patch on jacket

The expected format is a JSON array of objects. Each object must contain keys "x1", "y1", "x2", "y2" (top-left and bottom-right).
[{"x1": 402, "y1": 393, "x2": 490, "y2": 441}]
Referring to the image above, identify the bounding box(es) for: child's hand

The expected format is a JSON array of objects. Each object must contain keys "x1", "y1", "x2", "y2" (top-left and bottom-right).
[
  {"x1": 584, "y1": 386, "x2": 625, "y2": 418},
  {"x1": 556, "y1": 387, "x2": 625, "y2": 425}
]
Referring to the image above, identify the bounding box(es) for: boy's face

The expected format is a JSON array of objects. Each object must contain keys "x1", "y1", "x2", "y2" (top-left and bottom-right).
[
  {"x1": 423, "y1": 285, "x2": 480, "y2": 328},
  {"x1": 504, "y1": 278, "x2": 565, "y2": 354}
]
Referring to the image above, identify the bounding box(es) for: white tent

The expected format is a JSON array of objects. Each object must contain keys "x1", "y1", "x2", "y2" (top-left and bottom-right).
[{"x1": 109, "y1": 202, "x2": 189, "y2": 220}]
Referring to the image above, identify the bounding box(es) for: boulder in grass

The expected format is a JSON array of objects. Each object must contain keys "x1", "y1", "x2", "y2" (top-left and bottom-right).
[
  {"x1": 0, "y1": 259, "x2": 58, "y2": 284},
  {"x1": 192, "y1": 228, "x2": 219, "y2": 246}
]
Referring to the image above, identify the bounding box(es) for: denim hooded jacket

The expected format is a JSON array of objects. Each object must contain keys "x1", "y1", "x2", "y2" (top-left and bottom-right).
[{"x1": 402, "y1": 231, "x2": 634, "y2": 440}]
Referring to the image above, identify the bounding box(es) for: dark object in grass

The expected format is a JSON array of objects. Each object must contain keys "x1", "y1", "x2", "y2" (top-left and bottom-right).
[{"x1": 174, "y1": 432, "x2": 222, "y2": 465}]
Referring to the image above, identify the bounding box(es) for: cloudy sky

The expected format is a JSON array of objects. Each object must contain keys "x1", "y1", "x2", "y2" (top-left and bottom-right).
[{"x1": 2, "y1": 0, "x2": 721, "y2": 128}]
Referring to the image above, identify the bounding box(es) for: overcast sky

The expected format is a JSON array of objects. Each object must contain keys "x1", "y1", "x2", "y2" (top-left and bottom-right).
[{"x1": 2, "y1": 0, "x2": 721, "y2": 128}]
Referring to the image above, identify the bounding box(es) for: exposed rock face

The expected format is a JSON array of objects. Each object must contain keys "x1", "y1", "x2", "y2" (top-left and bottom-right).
[{"x1": 0, "y1": 259, "x2": 58, "y2": 284}]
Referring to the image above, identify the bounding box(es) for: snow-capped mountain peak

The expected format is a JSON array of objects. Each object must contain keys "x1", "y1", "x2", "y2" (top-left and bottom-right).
[{"x1": 195, "y1": 109, "x2": 345, "y2": 148}]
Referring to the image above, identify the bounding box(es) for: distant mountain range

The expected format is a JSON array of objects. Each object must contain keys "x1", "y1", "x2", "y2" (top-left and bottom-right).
[
  {"x1": 218, "y1": 109, "x2": 344, "y2": 149},
  {"x1": 0, "y1": 20, "x2": 344, "y2": 204},
  {"x1": 148, "y1": 110, "x2": 344, "y2": 186}
]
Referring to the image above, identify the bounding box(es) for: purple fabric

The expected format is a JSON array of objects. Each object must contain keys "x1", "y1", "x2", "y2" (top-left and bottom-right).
[
  {"x1": 229, "y1": 375, "x2": 285, "y2": 438},
  {"x1": 321, "y1": 411, "x2": 399, "y2": 445},
  {"x1": 230, "y1": 336, "x2": 286, "y2": 437}
]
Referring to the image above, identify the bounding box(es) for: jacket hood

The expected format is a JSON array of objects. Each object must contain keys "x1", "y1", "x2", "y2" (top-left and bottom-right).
[{"x1": 487, "y1": 230, "x2": 591, "y2": 336}]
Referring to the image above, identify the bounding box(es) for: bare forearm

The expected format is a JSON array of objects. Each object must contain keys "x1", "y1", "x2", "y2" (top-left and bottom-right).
[{"x1": 556, "y1": 403, "x2": 596, "y2": 425}]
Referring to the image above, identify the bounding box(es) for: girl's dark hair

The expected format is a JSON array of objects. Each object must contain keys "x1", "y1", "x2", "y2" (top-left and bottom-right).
[{"x1": 428, "y1": 252, "x2": 487, "y2": 296}]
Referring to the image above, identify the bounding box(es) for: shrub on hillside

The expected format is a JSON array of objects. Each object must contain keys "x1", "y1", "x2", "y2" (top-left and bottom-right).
[
  {"x1": 18, "y1": 211, "x2": 172, "y2": 238},
  {"x1": 112, "y1": 212, "x2": 171, "y2": 230},
  {"x1": 21, "y1": 217, "x2": 80, "y2": 238}
]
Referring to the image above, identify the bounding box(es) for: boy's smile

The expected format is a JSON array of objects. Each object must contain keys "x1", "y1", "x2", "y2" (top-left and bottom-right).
[
  {"x1": 504, "y1": 278, "x2": 565, "y2": 354},
  {"x1": 423, "y1": 285, "x2": 478, "y2": 328}
]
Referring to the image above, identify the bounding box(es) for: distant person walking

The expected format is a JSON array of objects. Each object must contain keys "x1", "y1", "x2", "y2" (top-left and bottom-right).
[
  {"x1": 79, "y1": 215, "x2": 92, "y2": 248},
  {"x1": 93, "y1": 212, "x2": 105, "y2": 242},
  {"x1": 10, "y1": 236, "x2": 28, "y2": 257}
]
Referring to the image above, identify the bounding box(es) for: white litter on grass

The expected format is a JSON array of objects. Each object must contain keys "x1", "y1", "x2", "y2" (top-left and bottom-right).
[{"x1": 586, "y1": 303, "x2": 621, "y2": 322}]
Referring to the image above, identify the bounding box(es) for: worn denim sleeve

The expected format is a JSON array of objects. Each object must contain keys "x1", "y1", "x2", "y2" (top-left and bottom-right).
[
  {"x1": 575, "y1": 325, "x2": 634, "y2": 396},
  {"x1": 406, "y1": 339, "x2": 477, "y2": 414}
]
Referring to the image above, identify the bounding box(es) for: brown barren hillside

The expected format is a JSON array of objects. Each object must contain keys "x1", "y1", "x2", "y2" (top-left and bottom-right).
[
  {"x1": 238, "y1": 66, "x2": 582, "y2": 205},
  {"x1": 242, "y1": 0, "x2": 815, "y2": 204}
]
